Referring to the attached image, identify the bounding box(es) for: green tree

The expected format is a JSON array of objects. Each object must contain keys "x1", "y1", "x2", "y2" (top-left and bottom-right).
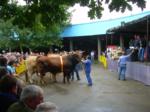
[
  {"x1": 0, "y1": 19, "x2": 29, "y2": 52},
  {"x1": 0, "y1": 0, "x2": 146, "y2": 21},
  {"x1": 0, "y1": 0, "x2": 146, "y2": 52},
  {"x1": 0, "y1": 19, "x2": 13, "y2": 51}
]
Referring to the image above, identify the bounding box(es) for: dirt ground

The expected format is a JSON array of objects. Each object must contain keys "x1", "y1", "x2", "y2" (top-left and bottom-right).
[{"x1": 24, "y1": 64, "x2": 150, "y2": 112}]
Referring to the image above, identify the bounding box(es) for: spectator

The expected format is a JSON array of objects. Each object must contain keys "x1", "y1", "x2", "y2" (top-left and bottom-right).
[
  {"x1": 0, "y1": 56, "x2": 8, "y2": 79},
  {"x1": 118, "y1": 50, "x2": 133, "y2": 80},
  {"x1": 0, "y1": 75, "x2": 19, "y2": 112},
  {"x1": 90, "y1": 50, "x2": 95, "y2": 62},
  {"x1": 133, "y1": 35, "x2": 141, "y2": 48},
  {"x1": 129, "y1": 38, "x2": 134, "y2": 49},
  {"x1": 7, "y1": 85, "x2": 44, "y2": 112},
  {"x1": 7, "y1": 60, "x2": 17, "y2": 76},
  {"x1": 82, "y1": 56, "x2": 93, "y2": 86},
  {"x1": 71, "y1": 63, "x2": 81, "y2": 81},
  {"x1": 0, "y1": 55, "x2": 7, "y2": 66},
  {"x1": 16, "y1": 78, "x2": 26, "y2": 99},
  {"x1": 0, "y1": 66, "x2": 8, "y2": 79},
  {"x1": 35, "y1": 102, "x2": 58, "y2": 112}
]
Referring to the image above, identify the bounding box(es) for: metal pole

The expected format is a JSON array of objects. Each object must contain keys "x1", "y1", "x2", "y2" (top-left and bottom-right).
[
  {"x1": 69, "y1": 39, "x2": 73, "y2": 51},
  {"x1": 106, "y1": 33, "x2": 107, "y2": 50},
  {"x1": 97, "y1": 37, "x2": 101, "y2": 60},
  {"x1": 147, "y1": 16, "x2": 149, "y2": 44}
]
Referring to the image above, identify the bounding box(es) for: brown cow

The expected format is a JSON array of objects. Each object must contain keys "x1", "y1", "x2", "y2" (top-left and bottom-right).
[{"x1": 36, "y1": 53, "x2": 81, "y2": 84}]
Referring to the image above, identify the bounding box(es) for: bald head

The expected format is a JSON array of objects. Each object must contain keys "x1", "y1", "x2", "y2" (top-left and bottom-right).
[
  {"x1": 35, "y1": 102, "x2": 58, "y2": 112},
  {"x1": 20, "y1": 85, "x2": 44, "y2": 110}
]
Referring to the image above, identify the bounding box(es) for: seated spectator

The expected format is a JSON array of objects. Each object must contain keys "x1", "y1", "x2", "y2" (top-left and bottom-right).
[
  {"x1": 0, "y1": 75, "x2": 19, "y2": 112},
  {"x1": 0, "y1": 66, "x2": 8, "y2": 79},
  {"x1": 0, "y1": 56, "x2": 8, "y2": 79},
  {"x1": 133, "y1": 35, "x2": 141, "y2": 49},
  {"x1": 0, "y1": 56, "x2": 7, "y2": 66},
  {"x1": 129, "y1": 38, "x2": 134, "y2": 49},
  {"x1": 7, "y1": 60, "x2": 17, "y2": 76},
  {"x1": 16, "y1": 78, "x2": 26, "y2": 99},
  {"x1": 130, "y1": 48, "x2": 139, "y2": 61},
  {"x1": 7, "y1": 85, "x2": 44, "y2": 112},
  {"x1": 35, "y1": 102, "x2": 58, "y2": 112}
]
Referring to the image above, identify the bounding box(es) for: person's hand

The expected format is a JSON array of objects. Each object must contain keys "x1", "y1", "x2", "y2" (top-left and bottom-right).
[{"x1": 81, "y1": 60, "x2": 85, "y2": 64}]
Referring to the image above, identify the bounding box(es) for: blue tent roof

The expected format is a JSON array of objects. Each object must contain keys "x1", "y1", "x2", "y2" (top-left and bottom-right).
[{"x1": 61, "y1": 11, "x2": 150, "y2": 38}]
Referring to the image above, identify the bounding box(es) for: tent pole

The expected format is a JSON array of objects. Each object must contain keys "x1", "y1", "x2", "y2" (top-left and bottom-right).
[{"x1": 106, "y1": 33, "x2": 108, "y2": 51}]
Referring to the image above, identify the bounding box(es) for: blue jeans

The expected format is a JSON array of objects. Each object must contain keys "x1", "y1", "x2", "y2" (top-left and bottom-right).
[
  {"x1": 71, "y1": 68, "x2": 80, "y2": 80},
  {"x1": 118, "y1": 64, "x2": 126, "y2": 80},
  {"x1": 138, "y1": 48, "x2": 144, "y2": 61},
  {"x1": 85, "y1": 71, "x2": 92, "y2": 85}
]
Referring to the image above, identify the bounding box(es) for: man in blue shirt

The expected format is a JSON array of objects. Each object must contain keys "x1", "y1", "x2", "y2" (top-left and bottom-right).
[
  {"x1": 118, "y1": 50, "x2": 133, "y2": 80},
  {"x1": 7, "y1": 61, "x2": 17, "y2": 76},
  {"x1": 82, "y1": 56, "x2": 93, "y2": 86}
]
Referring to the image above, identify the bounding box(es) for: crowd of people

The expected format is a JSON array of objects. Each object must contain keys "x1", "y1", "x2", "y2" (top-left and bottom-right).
[
  {"x1": 0, "y1": 52, "x2": 56, "y2": 112},
  {"x1": 0, "y1": 75, "x2": 58, "y2": 112},
  {"x1": 105, "y1": 34, "x2": 150, "y2": 81},
  {"x1": 129, "y1": 35, "x2": 150, "y2": 62},
  {"x1": 0, "y1": 50, "x2": 94, "y2": 112}
]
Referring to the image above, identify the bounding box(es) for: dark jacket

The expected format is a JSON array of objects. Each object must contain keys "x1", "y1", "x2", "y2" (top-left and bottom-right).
[
  {"x1": 7, "y1": 101, "x2": 34, "y2": 112},
  {"x1": 0, "y1": 92, "x2": 18, "y2": 112}
]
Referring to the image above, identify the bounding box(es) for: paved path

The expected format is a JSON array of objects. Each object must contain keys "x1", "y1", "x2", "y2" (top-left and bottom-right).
[{"x1": 42, "y1": 64, "x2": 150, "y2": 112}]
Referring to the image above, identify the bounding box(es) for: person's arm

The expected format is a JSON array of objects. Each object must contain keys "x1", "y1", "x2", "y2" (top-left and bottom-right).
[
  {"x1": 126, "y1": 49, "x2": 134, "y2": 58},
  {"x1": 81, "y1": 59, "x2": 86, "y2": 64}
]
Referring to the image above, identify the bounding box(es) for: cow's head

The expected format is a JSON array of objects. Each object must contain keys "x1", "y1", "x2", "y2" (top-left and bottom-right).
[{"x1": 69, "y1": 52, "x2": 81, "y2": 65}]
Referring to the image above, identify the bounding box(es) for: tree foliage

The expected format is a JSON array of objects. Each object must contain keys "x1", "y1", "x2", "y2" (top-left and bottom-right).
[
  {"x1": 0, "y1": 19, "x2": 32, "y2": 52},
  {"x1": 0, "y1": 0, "x2": 146, "y2": 26},
  {"x1": 0, "y1": 0, "x2": 146, "y2": 52}
]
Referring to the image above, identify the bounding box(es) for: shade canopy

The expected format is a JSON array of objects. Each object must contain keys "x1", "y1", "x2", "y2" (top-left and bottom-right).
[
  {"x1": 61, "y1": 11, "x2": 150, "y2": 38},
  {"x1": 107, "y1": 15, "x2": 150, "y2": 34}
]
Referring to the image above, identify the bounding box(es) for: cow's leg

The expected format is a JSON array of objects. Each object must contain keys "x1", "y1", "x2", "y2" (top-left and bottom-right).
[
  {"x1": 67, "y1": 73, "x2": 70, "y2": 84},
  {"x1": 25, "y1": 70, "x2": 29, "y2": 82},
  {"x1": 39, "y1": 73, "x2": 46, "y2": 85},
  {"x1": 27, "y1": 70, "x2": 34, "y2": 84},
  {"x1": 40, "y1": 75, "x2": 45, "y2": 85},
  {"x1": 29, "y1": 70, "x2": 38, "y2": 84},
  {"x1": 52, "y1": 74, "x2": 57, "y2": 83},
  {"x1": 63, "y1": 72, "x2": 66, "y2": 84}
]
